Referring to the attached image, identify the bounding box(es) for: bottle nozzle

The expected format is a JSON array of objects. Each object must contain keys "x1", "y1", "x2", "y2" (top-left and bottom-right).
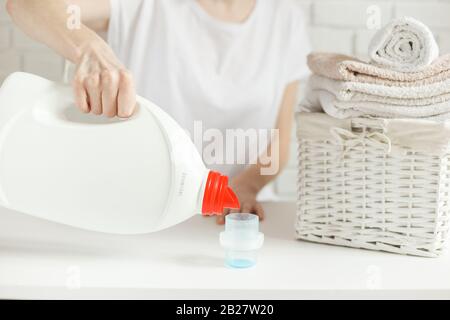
[
  {"x1": 201, "y1": 171, "x2": 240, "y2": 216},
  {"x1": 223, "y1": 186, "x2": 239, "y2": 210}
]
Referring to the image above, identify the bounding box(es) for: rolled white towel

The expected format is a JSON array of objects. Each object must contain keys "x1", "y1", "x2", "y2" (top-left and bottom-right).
[{"x1": 369, "y1": 17, "x2": 439, "y2": 73}]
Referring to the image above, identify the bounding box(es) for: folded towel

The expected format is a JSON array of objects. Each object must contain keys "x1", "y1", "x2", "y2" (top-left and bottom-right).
[
  {"x1": 301, "y1": 89, "x2": 450, "y2": 121},
  {"x1": 307, "y1": 52, "x2": 450, "y2": 86},
  {"x1": 368, "y1": 17, "x2": 439, "y2": 73},
  {"x1": 308, "y1": 75, "x2": 450, "y2": 106}
]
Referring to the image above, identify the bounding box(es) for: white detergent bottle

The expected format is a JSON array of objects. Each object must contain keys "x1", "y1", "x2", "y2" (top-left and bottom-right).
[{"x1": 0, "y1": 72, "x2": 240, "y2": 234}]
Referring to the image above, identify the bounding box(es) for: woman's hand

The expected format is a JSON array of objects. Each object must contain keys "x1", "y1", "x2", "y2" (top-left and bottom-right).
[
  {"x1": 73, "y1": 42, "x2": 136, "y2": 118},
  {"x1": 7, "y1": 0, "x2": 131, "y2": 117},
  {"x1": 216, "y1": 179, "x2": 265, "y2": 225}
]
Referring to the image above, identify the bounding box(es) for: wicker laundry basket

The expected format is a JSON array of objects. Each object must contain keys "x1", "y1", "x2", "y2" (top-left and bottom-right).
[{"x1": 295, "y1": 112, "x2": 450, "y2": 257}]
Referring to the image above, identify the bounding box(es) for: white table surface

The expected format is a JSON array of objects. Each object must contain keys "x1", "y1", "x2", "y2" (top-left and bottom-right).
[{"x1": 1, "y1": 202, "x2": 450, "y2": 300}]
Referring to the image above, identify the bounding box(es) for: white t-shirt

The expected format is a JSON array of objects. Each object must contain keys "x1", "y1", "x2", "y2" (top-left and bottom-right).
[{"x1": 107, "y1": 0, "x2": 310, "y2": 177}]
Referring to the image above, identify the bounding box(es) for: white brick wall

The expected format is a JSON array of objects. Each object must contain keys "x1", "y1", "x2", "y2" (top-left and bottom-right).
[
  {"x1": 394, "y1": 2, "x2": 450, "y2": 28},
  {"x1": 0, "y1": 0, "x2": 449, "y2": 199},
  {"x1": 0, "y1": 0, "x2": 8, "y2": 22},
  {"x1": 0, "y1": 26, "x2": 10, "y2": 50},
  {"x1": 313, "y1": 1, "x2": 393, "y2": 27},
  {"x1": 309, "y1": 27, "x2": 354, "y2": 55}
]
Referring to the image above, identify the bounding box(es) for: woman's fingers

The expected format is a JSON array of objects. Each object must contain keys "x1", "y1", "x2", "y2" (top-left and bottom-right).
[
  {"x1": 73, "y1": 76, "x2": 89, "y2": 113},
  {"x1": 117, "y1": 70, "x2": 136, "y2": 118},
  {"x1": 241, "y1": 202, "x2": 264, "y2": 220},
  {"x1": 101, "y1": 70, "x2": 119, "y2": 118},
  {"x1": 216, "y1": 212, "x2": 227, "y2": 225},
  {"x1": 72, "y1": 43, "x2": 136, "y2": 118},
  {"x1": 216, "y1": 208, "x2": 230, "y2": 225},
  {"x1": 241, "y1": 203, "x2": 253, "y2": 214},
  {"x1": 84, "y1": 73, "x2": 102, "y2": 115},
  {"x1": 253, "y1": 203, "x2": 265, "y2": 220},
  {"x1": 73, "y1": 68, "x2": 135, "y2": 118}
]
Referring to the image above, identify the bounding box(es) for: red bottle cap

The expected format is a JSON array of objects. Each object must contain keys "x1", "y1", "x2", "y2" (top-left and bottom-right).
[{"x1": 201, "y1": 171, "x2": 240, "y2": 216}]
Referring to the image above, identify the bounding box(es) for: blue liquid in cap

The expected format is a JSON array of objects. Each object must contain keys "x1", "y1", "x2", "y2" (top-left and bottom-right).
[{"x1": 225, "y1": 258, "x2": 256, "y2": 269}]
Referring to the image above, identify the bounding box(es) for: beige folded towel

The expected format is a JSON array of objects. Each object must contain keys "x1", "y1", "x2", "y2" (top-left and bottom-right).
[{"x1": 307, "y1": 52, "x2": 450, "y2": 86}]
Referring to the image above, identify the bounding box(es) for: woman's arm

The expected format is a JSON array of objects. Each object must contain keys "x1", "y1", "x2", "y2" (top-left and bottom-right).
[
  {"x1": 6, "y1": 0, "x2": 136, "y2": 117},
  {"x1": 217, "y1": 81, "x2": 299, "y2": 224}
]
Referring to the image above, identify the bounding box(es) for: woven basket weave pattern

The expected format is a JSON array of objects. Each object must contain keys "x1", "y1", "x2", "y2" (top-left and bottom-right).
[{"x1": 296, "y1": 123, "x2": 450, "y2": 257}]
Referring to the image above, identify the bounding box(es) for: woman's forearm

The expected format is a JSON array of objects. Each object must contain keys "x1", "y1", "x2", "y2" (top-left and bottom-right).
[
  {"x1": 6, "y1": 0, "x2": 107, "y2": 63},
  {"x1": 233, "y1": 81, "x2": 299, "y2": 192},
  {"x1": 232, "y1": 137, "x2": 290, "y2": 193}
]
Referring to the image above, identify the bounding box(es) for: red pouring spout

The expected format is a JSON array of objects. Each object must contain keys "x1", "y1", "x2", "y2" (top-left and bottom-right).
[{"x1": 201, "y1": 171, "x2": 240, "y2": 216}]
